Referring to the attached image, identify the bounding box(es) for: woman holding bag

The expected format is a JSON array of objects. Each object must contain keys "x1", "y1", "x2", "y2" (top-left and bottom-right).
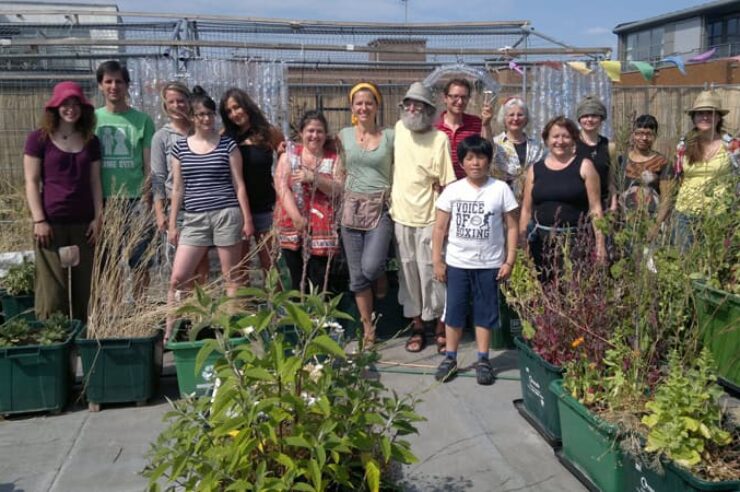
[{"x1": 338, "y1": 82, "x2": 394, "y2": 348}]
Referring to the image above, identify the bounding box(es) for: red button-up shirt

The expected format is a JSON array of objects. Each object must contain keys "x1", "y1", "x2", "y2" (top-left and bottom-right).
[{"x1": 435, "y1": 112, "x2": 483, "y2": 179}]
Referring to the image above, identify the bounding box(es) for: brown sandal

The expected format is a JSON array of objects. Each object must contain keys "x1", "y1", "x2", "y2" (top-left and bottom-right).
[
  {"x1": 405, "y1": 323, "x2": 426, "y2": 353},
  {"x1": 434, "y1": 321, "x2": 447, "y2": 355}
]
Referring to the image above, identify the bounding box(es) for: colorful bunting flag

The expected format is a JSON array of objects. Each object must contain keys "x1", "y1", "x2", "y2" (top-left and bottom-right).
[
  {"x1": 566, "y1": 61, "x2": 592, "y2": 75},
  {"x1": 688, "y1": 47, "x2": 717, "y2": 62},
  {"x1": 508, "y1": 60, "x2": 524, "y2": 75},
  {"x1": 629, "y1": 61, "x2": 655, "y2": 81},
  {"x1": 599, "y1": 60, "x2": 621, "y2": 82},
  {"x1": 661, "y1": 55, "x2": 687, "y2": 75}
]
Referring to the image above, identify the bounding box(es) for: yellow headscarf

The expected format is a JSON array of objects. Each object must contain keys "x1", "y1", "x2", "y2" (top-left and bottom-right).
[{"x1": 349, "y1": 82, "x2": 382, "y2": 126}]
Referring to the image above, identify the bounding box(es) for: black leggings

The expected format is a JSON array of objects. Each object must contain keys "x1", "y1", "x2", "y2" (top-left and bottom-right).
[{"x1": 282, "y1": 248, "x2": 333, "y2": 293}]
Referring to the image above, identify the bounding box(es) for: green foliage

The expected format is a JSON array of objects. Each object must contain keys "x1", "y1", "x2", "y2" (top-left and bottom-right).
[
  {"x1": 2, "y1": 261, "x2": 34, "y2": 296},
  {"x1": 641, "y1": 349, "x2": 732, "y2": 470},
  {"x1": 0, "y1": 312, "x2": 69, "y2": 347},
  {"x1": 143, "y1": 269, "x2": 422, "y2": 491}
]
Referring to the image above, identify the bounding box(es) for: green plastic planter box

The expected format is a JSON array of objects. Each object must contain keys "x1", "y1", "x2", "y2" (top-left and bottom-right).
[
  {"x1": 551, "y1": 379, "x2": 626, "y2": 492},
  {"x1": 692, "y1": 281, "x2": 740, "y2": 391},
  {"x1": 1, "y1": 294, "x2": 35, "y2": 321},
  {"x1": 77, "y1": 329, "x2": 161, "y2": 406},
  {"x1": 623, "y1": 449, "x2": 740, "y2": 492},
  {"x1": 0, "y1": 320, "x2": 81, "y2": 415},
  {"x1": 491, "y1": 291, "x2": 520, "y2": 350},
  {"x1": 513, "y1": 336, "x2": 565, "y2": 446},
  {"x1": 167, "y1": 336, "x2": 248, "y2": 397}
]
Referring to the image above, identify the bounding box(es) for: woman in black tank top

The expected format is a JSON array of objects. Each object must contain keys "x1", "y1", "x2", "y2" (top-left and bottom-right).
[
  {"x1": 575, "y1": 96, "x2": 617, "y2": 212},
  {"x1": 219, "y1": 88, "x2": 285, "y2": 275},
  {"x1": 519, "y1": 116, "x2": 606, "y2": 282}
]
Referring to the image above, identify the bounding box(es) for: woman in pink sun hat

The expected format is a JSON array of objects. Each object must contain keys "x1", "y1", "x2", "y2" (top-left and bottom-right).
[{"x1": 23, "y1": 81, "x2": 103, "y2": 321}]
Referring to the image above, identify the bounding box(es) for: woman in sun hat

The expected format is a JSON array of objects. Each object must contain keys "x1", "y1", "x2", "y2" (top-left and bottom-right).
[
  {"x1": 666, "y1": 90, "x2": 738, "y2": 249},
  {"x1": 23, "y1": 81, "x2": 103, "y2": 321}
]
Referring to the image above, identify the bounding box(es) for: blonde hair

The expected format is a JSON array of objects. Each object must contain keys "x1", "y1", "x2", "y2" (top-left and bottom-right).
[{"x1": 160, "y1": 81, "x2": 191, "y2": 116}]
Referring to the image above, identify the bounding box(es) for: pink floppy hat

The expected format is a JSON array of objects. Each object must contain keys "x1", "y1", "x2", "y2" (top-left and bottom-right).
[{"x1": 45, "y1": 81, "x2": 93, "y2": 110}]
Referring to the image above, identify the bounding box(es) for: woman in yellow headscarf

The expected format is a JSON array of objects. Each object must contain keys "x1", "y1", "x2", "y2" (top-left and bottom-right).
[{"x1": 338, "y1": 82, "x2": 394, "y2": 349}]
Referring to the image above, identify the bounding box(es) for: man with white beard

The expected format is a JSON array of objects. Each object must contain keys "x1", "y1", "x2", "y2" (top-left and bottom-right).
[{"x1": 391, "y1": 82, "x2": 456, "y2": 353}]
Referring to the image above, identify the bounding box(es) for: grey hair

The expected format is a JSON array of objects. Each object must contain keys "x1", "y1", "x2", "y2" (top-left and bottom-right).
[{"x1": 496, "y1": 97, "x2": 529, "y2": 127}]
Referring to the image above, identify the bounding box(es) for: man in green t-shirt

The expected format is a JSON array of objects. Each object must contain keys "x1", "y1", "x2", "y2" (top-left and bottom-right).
[
  {"x1": 95, "y1": 60, "x2": 156, "y2": 297},
  {"x1": 95, "y1": 60, "x2": 155, "y2": 199}
]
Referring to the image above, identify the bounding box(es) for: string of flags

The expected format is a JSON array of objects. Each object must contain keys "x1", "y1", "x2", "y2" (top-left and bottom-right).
[{"x1": 504, "y1": 48, "x2": 738, "y2": 83}]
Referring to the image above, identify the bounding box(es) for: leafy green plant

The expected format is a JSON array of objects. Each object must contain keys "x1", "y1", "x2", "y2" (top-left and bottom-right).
[
  {"x1": 0, "y1": 312, "x2": 69, "y2": 347},
  {"x1": 641, "y1": 348, "x2": 732, "y2": 470},
  {"x1": 143, "y1": 269, "x2": 423, "y2": 491},
  {"x1": 2, "y1": 261, "x2": 34, "y2": 296}
]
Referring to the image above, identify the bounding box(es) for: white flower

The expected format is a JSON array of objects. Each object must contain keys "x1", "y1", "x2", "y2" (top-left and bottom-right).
[
  {"x1": 300, "y1": 391, "x2": 317, "y2": 406},
  {"x1": 243, "y1": 326, "x2": 255, "y2": 336}
]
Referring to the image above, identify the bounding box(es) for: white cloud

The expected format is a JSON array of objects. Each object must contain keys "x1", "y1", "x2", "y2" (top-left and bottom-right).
[{"x1": 585, "y1": 26, "x2": 610, "y2": 35}]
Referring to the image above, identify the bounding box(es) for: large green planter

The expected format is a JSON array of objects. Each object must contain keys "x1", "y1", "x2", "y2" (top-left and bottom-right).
[
  {"x1": 692, "y1": 281, "x2": 740, "y2": 391},
  {"x1": 77, "y1": 329, "x2": 162, "y2": 410},
  {"x1": 167, "y1": 336, "x2": 248, "y2": 398},
  {"x1": 513, "y1": 336, "x2": 565, "y2": 447},
  {"x1": 551, "y1": 379, "x2": 626, "y2": 492},
  {"x1": 623, "y1": 449, "x2": 740, "y2": 492},
  {"x1": 1, "y1": 294, "x2": 35, "y2": 321},
  {"x1": 0, "y1": 320, "x2": 81, "y2": 415}
]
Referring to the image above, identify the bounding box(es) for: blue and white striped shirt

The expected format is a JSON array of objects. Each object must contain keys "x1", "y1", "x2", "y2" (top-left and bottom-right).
[{"x1": 173, "y1": 136, "x2": 240, "y2": 213}]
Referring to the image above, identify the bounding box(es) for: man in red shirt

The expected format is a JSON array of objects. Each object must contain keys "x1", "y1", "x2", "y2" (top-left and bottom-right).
[{"x1": 435, "y1": 78, "x2": 493, "y2": 179}]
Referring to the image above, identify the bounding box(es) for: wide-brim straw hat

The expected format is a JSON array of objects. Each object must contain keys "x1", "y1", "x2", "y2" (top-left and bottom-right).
[{"x1": 686, "y1": 90, "x2": 729, "y2": 116}]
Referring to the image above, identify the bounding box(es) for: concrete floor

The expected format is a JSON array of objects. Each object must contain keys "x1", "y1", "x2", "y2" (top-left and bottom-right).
[{"x1": 0, "y1": 333, "x2": 585, "y2": 492}]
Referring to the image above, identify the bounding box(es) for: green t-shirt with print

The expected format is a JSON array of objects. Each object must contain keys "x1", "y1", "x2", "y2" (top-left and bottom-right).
[{"x1": 95, "y1": 107, "x2": 155, "y2": 198}]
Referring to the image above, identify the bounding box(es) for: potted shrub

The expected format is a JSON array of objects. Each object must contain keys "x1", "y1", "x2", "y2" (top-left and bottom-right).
[
  {"x1": 76, "y1": 198, "x2": 162, "y2": 412},
  {"x1": 143, "y1": 277, "x2": 422, "y2": 491},
  {"x1": 0, "y1": 313, "x2": 81, "y2": 415},
  {"x1": 1, "y1": 261, "x2": 35, "y2": 320},
  {"x1": 166, "y1": 284, "x2": 250, "y2": 398},
  {"x1": 504, "y1": 242, "x2": 618, "y2": 447}
]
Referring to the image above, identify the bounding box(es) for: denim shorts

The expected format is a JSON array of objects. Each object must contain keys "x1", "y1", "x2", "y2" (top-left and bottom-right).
[
  {"x1": 443, "y1": 265, "x2": 500, "y2": 330},
  {"x1": 251, "y1": 210, "x2": 274, "y2": 234},
  {"x1": 180, "y1": 207, "x2": 243, "y2": 247}
]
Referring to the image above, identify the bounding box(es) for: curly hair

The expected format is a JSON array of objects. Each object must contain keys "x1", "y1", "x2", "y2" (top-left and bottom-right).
[{"x1": 39, "y1": 104, "x2": 97, "y2": 142}]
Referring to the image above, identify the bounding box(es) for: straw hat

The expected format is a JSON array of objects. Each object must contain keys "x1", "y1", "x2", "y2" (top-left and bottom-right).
[
  {"x1": 402, "y1": 82, "x2": 435, "y2": 107},
  {"x1": 686, "y1": 90, "x2": 729, "y2": 116}
]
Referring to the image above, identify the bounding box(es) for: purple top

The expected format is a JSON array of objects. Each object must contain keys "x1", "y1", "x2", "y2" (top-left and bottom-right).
[{"x1": 24, "y1": 129, "x2": 101, "y2": 223}]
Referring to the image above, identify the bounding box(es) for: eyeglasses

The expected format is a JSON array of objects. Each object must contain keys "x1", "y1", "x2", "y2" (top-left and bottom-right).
[
  {"x1": 59, "y1": 100, "x2": 81, "y2": 108},
  {"x1": 446, "y1": 94, "x2": 469, "y2": 102},
  {"x1": 401, "y1": 100, "x2": 426, "y2": 112},
  {"x1": 194, "y1": 111, "x2": 215, "y2": 119}
]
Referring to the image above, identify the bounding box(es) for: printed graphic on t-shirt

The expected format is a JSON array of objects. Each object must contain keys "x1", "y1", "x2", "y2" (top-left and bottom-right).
[
  {"x1": 454, "y1": 200, "x2": 493, "y2": 240},
  {"x1": 99, "y1": 124, "x2": 135, "y2": 168}
]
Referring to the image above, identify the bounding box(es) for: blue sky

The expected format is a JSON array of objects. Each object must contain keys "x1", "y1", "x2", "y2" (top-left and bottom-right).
[{"x1": 88, "y1": 0, "x2": 705, "y2": 51}]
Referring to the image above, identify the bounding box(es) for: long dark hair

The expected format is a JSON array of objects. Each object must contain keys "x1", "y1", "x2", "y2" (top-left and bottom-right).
[
  {"x1": 219, "y1": 87, "x2": 272, "y2": 148},
  {"x1": 685, "y1": 113, "x2": 725, "y2": 165},
  {"x1": 39, "y1": 105, "x2": 97, "y2": 143},
  {"x1": 190, "y1": 85, "x2": 216, "y2": 114}
]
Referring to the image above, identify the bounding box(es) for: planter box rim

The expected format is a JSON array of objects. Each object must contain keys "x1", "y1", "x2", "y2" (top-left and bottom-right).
[
  {"x1": 550, "y1": 379, "x2": 619, "y2": 437},
  {"x1": 0, "y1": 319, "x2": 82, "y2": 351},
  {"x1": 514, "y1": 335, "x2": 565, "y2": 373}
]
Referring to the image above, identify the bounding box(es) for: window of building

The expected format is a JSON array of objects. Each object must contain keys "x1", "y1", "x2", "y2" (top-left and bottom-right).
[
  {"x1": 625, "y1": 27, "x2": 664, "y2": 61},
  {"x1": 706, "y1": 14, "x2": 740, "y2": 57}
]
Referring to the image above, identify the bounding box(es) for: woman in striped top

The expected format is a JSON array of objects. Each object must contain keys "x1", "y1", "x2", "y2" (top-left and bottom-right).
[{"x1": 165, "y1": 86, "x2": 254, "y2": 341}]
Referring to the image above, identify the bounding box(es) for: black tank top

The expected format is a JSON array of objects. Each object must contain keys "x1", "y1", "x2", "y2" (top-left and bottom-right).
[
  {"x1": 576, "y1": 135, "x2": 610, "y2": 202},
  {"x1": 239, "y1": 144, "x2": 276, "y2": 213},
  {"x1": 531, "y1": 155, "x2": 589, "y2": 227}
]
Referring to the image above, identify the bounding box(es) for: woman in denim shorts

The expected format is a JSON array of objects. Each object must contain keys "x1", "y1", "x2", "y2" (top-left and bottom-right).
[
  {"x1": 220, "y1": 88, "x2": 285, "y2": 274},
  {"x1": 165, "y1": 86, "x2": 254, "y2": 341}
]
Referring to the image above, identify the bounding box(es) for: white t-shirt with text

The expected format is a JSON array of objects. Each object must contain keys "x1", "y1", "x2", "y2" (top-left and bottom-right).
[{"x1": 436, "y1": 177, "x2": 518, "y2": 269}]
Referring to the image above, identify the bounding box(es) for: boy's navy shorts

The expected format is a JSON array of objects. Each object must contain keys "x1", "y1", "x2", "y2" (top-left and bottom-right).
[{"x1": 442, "y1": 265, "x2": 500, "y2": 330}]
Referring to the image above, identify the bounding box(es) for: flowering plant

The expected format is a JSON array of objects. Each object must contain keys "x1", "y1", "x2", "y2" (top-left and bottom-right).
[{"x1": 144, "y1": 270, "x2": 422, "y2": 491}]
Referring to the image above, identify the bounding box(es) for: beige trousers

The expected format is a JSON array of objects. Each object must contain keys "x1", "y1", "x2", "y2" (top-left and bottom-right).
[{"x1": 394, "y1": 223, "x2": 445, "y2": 321}]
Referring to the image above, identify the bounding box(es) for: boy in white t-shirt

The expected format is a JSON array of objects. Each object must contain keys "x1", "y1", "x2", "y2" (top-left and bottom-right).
[{"x1": 432, "y1": 135, "x2": 519, "y2": 385}]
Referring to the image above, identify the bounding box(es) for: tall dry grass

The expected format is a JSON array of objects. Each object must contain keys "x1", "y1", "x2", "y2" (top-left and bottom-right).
[{"x1": 0, "y1": 179, "x2": 33, "y2": 253}]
